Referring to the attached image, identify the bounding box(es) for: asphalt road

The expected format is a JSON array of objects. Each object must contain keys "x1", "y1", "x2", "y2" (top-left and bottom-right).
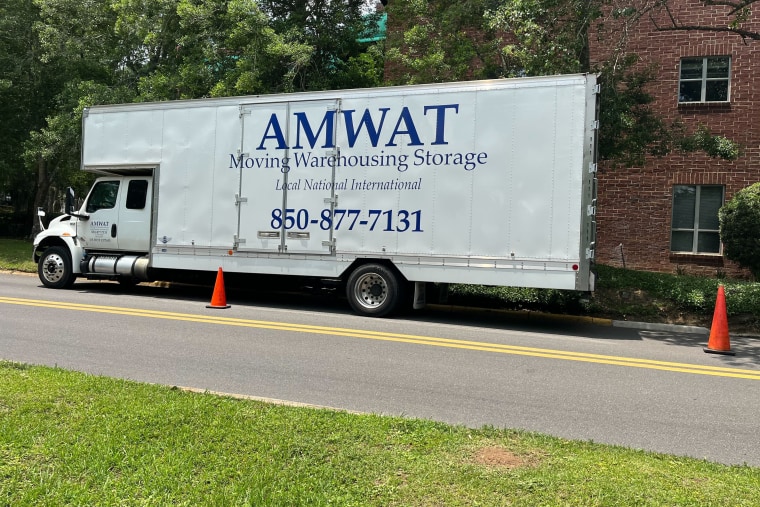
[{"x1": 1, "y1": 272, "x2": 759, "y2": 466}]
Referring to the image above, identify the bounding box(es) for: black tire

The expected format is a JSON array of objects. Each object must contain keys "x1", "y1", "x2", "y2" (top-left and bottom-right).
[
  {"x1": 37, "y1": 246, "x2": 76, "y2": 289},
  {"x1": 345, "y1": 263, "x2": 403, "y2": 317}
]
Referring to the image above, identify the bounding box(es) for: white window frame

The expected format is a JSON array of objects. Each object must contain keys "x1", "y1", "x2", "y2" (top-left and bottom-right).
[
  {"x1": 678, "y1": 56, "x2": 731, "y2": 104},
  {"x1": 670, "y1": 185, "x2": 724, "y2": 254}
]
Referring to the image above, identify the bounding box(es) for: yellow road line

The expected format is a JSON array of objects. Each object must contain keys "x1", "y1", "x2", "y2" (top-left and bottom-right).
[{"x1": 2, "y1": 296, "x2": 758, "y2": 380}]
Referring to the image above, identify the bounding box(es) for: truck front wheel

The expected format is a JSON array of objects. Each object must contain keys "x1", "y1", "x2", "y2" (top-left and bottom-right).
[
  {"x1": 346, "y1": 264, "x2": 403, "y2": 317},
  {"x1": 38, "y1": 246, "x2": 76, "y2": 289}
]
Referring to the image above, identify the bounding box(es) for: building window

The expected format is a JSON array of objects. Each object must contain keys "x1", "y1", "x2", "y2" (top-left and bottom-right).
[
  {"x1": 671, "y1": 185, "x2": 724, "y2": 254},
  {"x1": 679, "y1": 56, "x2": 730, "y2": 103}
]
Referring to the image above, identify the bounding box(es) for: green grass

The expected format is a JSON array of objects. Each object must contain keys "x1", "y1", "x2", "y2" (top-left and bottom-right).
[
  {"x1": 0, "y1": 238, "x2": 37, "y2": 272},
  {"x1": 1, "y1": 361, "x2": 758, "y2": 506}
]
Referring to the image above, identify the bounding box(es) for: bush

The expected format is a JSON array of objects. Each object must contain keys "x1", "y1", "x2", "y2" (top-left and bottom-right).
[
  {"x1": 0, "y1": 206, "x2": 28, "y2": 237},
  {"x1": 445, "y1": 264, "x2": 760, "y2": 317},
  {"x1": 446, "y1": 284, "x2": 587, "y2": 314},
  {"x1": 719, "y1": 182, "x2": 760, "y2": 279},
  {"x1": 596, "y1": 264, "x2": 760, "y2": 317}
]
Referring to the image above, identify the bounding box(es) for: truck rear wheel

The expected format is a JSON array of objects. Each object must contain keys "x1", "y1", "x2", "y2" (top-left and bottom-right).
[
  {"x1": 346, "y1": 264, "x2": 403, "y2": 317},
  {"x1": 38, "y1": 246, "x2": 76, "y2": 289}
]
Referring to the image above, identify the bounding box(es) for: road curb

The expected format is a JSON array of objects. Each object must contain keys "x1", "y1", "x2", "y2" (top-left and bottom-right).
[
  {"x1": 176, "y1": 386, "x2": 365, "y2": 415},
  {"x1": 428, "y1": 304, "x2": 760, "y2": 338},
  {"x1": 427, "y1": 303, "x2": 613, "y2": 326},
  {"x1": 426, "y1": 303, "x2": 715, "y2": 335}
]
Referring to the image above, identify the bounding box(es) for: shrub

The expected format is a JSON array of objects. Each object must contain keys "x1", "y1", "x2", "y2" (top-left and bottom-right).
[
  {"x1": 446, "y1": 284, "x2": 587, "y2": 314},
  {"x1": 719, "y1": 182, "x2": 760, "y2": 279},
  {"x1": 597, "y1": 264, "x2": 759, "y2": 317}
]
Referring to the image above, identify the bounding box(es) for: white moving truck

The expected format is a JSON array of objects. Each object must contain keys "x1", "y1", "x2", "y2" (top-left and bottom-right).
[{"x1": 33, "y1": 74, "x2": 599, "y2": 316}]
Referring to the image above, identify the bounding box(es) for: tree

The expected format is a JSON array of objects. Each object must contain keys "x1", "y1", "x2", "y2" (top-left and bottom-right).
[
  {"x1": 0, "y1": 0, "x2": 66, "y2": 225},
  {"x1": 18, "y1": 0, "x2": 136, "y2": 235},
  {"x1": 719, "y1": 183, "x2": 760, "y2": 279},
  {"x1": 145, "y1": 0, "x2": 282, "y2": 99},
  {"x1": 257, "y1": 0, "x2": 381, "y2": 91},
  {"x1": 384, "y1": 0, "x2": 746, "y2": 166},
  {"x1": 385, "y1": 0, "x2": 501, "y2": 83},
  {"x1": 7, "y1": 0, "x2": 385, "y2": 236},
  {"x1": 485, "y1": 0, "x2": 599, "y2": 76}
]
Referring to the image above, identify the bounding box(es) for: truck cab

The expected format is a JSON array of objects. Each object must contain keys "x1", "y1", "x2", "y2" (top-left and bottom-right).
[{"x1": 33, "y1": 172, "x2": 154, "y2": 288}]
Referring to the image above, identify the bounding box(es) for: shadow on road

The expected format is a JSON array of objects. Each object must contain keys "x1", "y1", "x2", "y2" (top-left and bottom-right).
[
  {"x1": 67, "y1": 278, "x2": 644, "y2": 339},
  {"x1": 639, "y1": 329, "x2": 760, "y2": 367},
  {"x1": 43, "y1": 275, "x2": 760, "y2": 368}
]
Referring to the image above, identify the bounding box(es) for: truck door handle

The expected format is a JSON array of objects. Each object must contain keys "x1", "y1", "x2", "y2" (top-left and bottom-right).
[{"x1": 111, "y1": 224, "x2": 117, "y2": 237}]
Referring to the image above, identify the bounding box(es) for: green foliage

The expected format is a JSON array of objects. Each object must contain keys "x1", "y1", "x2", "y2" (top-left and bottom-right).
[
  {"x1": 34, "y1": 0, "x2": 120, "y2": 72},
  {"x1": 172, "y1": 0, "x2": 284, "y2": 98},
  {"x1": 0, "y1": 0, "x2": 65, "y2": 216},
  {"x1": 5, "y1": 0, "x2": 749, "y2": 239},
  {"x1": 385, "y1": 0, "x2": 501, "y2": 83},
  {"x1": 597, "y1": 60, "x2": 676, "y2": 167},
  {"x1": 258, "y1": 0, "x2": 376, "y2": 91},
  {"x1": 719, "y1": 182, "x2": 760, "y2": 279},
  {"x1": 384, "y1": 0, "x2": 606, "y2": 84},
  {"x1": 596, "y1": 264, "x2": 760, "y2": 316},
  {"x1": 443, "y1": 264, "x2": 760, "y2": 319},
  {"x1": 23, "y1": 81, "x2": 134, "y2": 201},
  {"x1": 388, "y1": 0, "x2": 744, "y2": 169},
  {"x1": 599, "y1": 64, "x2": 741, "y2": 167},
  {"x1": 448, "y1": 284, "x2": 588, "y2": 314},
  {"x1": 485, "y1": 0, "x2": 599, "y2": 76},
  {"x1": 679, "y1": 125, "x2": 742, "y2": 161},
  {"x1": 331, "y1": 46, "x2": 386, "y2": 90},
  {"x1": 2, "y1": 0, "x2": 384, "y2": 236}
]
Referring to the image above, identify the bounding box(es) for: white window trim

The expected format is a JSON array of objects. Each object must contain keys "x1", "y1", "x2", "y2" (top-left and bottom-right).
[
  {"x1": 671, "y1": 185, "x2": 724, "y2": 255},
  {"x1": 678, "y1": 56, "x2": 731, "y2": 104}
]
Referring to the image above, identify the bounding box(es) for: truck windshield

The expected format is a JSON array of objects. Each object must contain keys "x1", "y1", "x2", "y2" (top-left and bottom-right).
[{"x1": 86, "y1": 181, "x2": 120, "y2": 213}]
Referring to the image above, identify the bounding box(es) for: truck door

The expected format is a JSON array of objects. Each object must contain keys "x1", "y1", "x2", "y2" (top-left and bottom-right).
[
  {"x1": 236, "y1": 99, "x2": 338, "y2": 254},
  {"x1": 79, "y1": 176, "x2": 153, "y2": 252}
]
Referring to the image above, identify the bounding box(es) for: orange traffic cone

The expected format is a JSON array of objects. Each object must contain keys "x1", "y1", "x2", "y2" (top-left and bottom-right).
[
  {"x1": 704, "y1": 285, "x2": 734, "y2": 355},
  {"x1": 206, "y1": 267, "x2": 231, "y2": 309}
]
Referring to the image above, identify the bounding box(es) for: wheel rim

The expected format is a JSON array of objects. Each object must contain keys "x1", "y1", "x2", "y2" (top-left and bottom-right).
[
  {"x1": 353, "y1": 272, "x2": 388, "y2": 310},
  {"x1": 42, "y1": 253, "x2": 66, "y2": 284}
]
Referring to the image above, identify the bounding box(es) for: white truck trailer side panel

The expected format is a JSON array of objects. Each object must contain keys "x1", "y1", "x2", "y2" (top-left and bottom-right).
[
  {"x1": 82, "y1": 74, "x2": 597, "y2": 290},
  {"x1": 208, "y1": 105, "x2": 243, "y2": 248}
]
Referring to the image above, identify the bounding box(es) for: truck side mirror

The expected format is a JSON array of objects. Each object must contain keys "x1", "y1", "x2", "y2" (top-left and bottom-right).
[
  {"x1": 65, "y1": 187, "x2": 75, "y2": 215},
  {"x1": 37, "y1": 207, "x2": 47, "y2": 231}
]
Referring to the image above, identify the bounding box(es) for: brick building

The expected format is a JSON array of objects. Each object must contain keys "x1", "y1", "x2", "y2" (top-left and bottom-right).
[
  {"x1": 380, "y1": 0, "x2": 759, "y2": 279},
  {"x1": 591, "y1": 0, "x2": 760, "y2": 278}
]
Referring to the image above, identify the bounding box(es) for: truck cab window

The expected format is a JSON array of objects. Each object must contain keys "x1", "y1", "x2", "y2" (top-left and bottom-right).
[
  {"x1": 126, "y1": 180, "x2": 149, "y2": 210},
  {"x1": 86, "y1": 180, "x2": 120, "y2": 213}
]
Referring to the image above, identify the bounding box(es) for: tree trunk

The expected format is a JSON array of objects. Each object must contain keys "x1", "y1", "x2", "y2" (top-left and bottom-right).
[{"x1": 30, "y1": 155, "x2": 49, "y2": 239}]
